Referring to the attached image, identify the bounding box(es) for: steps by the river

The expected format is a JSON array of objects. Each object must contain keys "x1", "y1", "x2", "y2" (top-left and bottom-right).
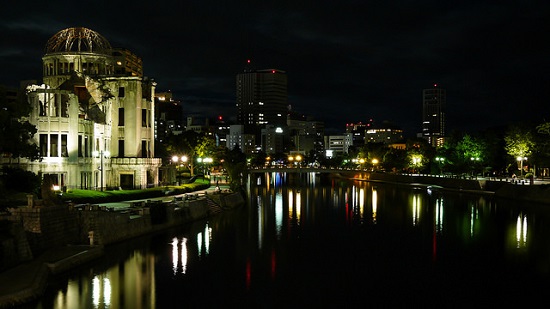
[{"x1": 205, "y1": 196, "x2": 223, "y2": 215}]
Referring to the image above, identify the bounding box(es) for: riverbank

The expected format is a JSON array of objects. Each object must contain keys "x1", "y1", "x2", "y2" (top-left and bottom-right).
[
  {"x1": 334, "y1": 171, "x2": 550, "y2": 204},
  {"x1": 0, "y1": 185, "x2": 245, "y2": 308}
]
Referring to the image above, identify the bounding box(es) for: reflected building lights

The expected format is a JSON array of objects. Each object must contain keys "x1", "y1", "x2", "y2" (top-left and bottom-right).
[
  {"x1": 181, "y1": 238, "x2": 188, "y2": 274},
  {"x1": 205, "y1": 223, "x2": 211, "y2": 255},
  {"x1": 412, "y1": 193, "x2": 421, "y2": 226},
  {"x1": 92, "y1": 276, "x2": 111, "y2": 308},
  {"x1": 172, "y1": 237, "x2": 178, "y2": 275},
  {"x1": 197, "y1": 233, "x2": 202, "y2": 258},
  {"x1": 516, "y1": 213, "x2": 528, "y2": 248},
  {"x1": 435, "y1": 198, "x2": 444, "y2": 234},
  {"x1": 275, "y1": 191, "x2": 283, "y2": 239},
  {"x1": 296, "y1": 190, "x2": 302, "y2": 225},
  {"x1": 372, "y1": 187, "x2": 377, "y2": 224},
  {"x1": 258, "y1": 201, "x2": 263, "y2": 250},
  {"x1": 288, "y1": 190, "x2": 294, "y2": 223},
  {"x1": 470, "y1": 206, "x2": 475, "y2": 237},
  {"x1": 359, "y1": 187, "x2": 365, "y2": 221}
]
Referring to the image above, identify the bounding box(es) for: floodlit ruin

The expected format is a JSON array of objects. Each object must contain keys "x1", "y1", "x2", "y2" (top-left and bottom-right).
[{"x1": 16, "y1": 27, "x2": 161, "y2": 190}]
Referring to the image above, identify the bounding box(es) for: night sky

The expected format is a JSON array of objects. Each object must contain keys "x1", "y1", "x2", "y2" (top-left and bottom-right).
[{"x1": 1, "y1": 1, "x2": 549, "y2": 136}]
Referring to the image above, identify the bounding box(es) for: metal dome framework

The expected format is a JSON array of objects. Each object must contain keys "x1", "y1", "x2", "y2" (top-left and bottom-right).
[{"x1": 45, "y1": 27, "x2": 112, "y2": 54}]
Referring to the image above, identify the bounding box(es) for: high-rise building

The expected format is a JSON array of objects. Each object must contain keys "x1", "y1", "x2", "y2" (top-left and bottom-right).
[
  {"x1": 5, "y1": 27, "x2": 161, "y2": 190},
  {"x1": 236, "y1": 67, "x2": 288, "y2": 136},
  {"x1": 422, "y1": 84, "x2": 446, "y2": 147}
]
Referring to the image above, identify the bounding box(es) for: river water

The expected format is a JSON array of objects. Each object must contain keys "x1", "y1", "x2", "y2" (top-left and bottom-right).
[{"x1": 29, "y1": 172, "x2": 550, "y2": 308}]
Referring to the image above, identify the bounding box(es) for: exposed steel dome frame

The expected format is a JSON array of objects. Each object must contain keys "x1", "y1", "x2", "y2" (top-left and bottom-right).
[{"x1": 45, "y1": 27, "x2": 112, "y2": 54}]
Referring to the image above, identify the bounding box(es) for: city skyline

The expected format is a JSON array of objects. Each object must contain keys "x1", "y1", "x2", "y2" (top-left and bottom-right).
[{"x1": 1, "y1": 1, "x2": 549, "y2": 135}]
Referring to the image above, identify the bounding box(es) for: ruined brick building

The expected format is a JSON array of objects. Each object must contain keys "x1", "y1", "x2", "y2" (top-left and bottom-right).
[{"x1": 15, "y1": 27, "x2": 161, "y2": 190}]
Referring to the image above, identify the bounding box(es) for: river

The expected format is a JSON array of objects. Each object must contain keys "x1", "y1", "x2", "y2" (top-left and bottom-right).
[{"x1": 27, "y1": 172, "x2": 550, "y2": 308}]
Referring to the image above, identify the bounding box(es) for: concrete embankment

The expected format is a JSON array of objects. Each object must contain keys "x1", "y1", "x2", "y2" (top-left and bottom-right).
[{"x1": 0, "y1": 191, "x2": 245, "y2": 308}]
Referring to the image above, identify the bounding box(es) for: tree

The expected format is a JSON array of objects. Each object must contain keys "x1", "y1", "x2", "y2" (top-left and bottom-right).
[
  {"x1": 221, "y1": 145, "x2": 247, "y2": 192},
  {"x1": 504, "y1": 125, "x2": 535, "y2": 176},
  {"x1": 0, "y1": 87, "x2": 41, "y2": 162},
  {"x1": 165, "y1": 131, "x2": 216, "y2": 176}
]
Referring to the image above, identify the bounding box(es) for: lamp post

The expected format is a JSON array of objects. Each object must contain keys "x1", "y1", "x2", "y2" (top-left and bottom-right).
[
  {"x1": 470, "y1": 157, "x2": 480, "y2": 178},
  {"x1": 93, "y1": 150, "x2": 110, "y2": 191},
  {"x1": 517, "y1": 156, "x2": 527, "y2": 177},
  {"x1": 435, "y1": 157, "x2": 445, "y2": 176},
  {"x1": 371, "y1": 158, "x2": 379, "y2": 172}
]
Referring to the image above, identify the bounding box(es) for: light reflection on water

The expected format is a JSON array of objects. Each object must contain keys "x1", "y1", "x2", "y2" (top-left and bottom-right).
[{"x1": 33, "y1": 172, "x2": 550, "y2": 308}]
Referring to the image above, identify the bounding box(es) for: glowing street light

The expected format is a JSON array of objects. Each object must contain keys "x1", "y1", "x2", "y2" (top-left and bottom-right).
[
  {"x1": 435, "y1": 157, "x2": 445, "y2": 175},
  {"x1": 517, "y1": 156, "x2": 528, "y2": 177},
  {"x1": 371, "y1": 158, "x2": 379, "y2": 171}
]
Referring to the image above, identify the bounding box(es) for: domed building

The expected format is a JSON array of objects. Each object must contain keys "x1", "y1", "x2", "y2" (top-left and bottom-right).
[{"x1": 21, "y1": 27, "x2": 160, "y2": 190}]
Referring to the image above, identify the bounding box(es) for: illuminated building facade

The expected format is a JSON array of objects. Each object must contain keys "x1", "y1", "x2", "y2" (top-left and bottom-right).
[
  {"x1": 14, "y1": 27, "x2": 161, "y2": 190},
  {"x1": 422, "y1": 84, "x2": 446, "y2": 147}
]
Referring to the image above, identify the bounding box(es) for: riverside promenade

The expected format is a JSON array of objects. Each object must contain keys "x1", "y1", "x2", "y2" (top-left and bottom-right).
[{"x1": 0, "y1": 184, "x2": 233, "y2": 308}]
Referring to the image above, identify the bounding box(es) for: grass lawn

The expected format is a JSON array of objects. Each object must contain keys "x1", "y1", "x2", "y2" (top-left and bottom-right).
[{"x1": 59, "y1": 179, "x2": 211, "y2": 204}]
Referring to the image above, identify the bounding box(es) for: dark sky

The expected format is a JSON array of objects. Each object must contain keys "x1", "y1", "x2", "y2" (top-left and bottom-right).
[{"x1": 1, "y1": 1, "x2": 549, "y2": 136}]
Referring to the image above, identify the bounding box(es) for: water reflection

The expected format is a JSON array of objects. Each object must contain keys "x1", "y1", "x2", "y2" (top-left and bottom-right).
[{"x1": 35, "y1": 173, "x2": 550, "y2": 308}]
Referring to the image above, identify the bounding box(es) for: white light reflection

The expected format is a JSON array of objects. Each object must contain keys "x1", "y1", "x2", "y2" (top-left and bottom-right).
[
  {"x1": 359, "y1": 187, "x2": 364, "y2": 220},
  {"x1": 197, "y1": 232, "x2": 202, "y2": 258},
  {"x1": 412, "y1": 194, "x2": 421, "y2": 226},
  {"x1": 205, "y1": 223, "x2": 211, "y2": 255},
  {"x1": 275, "y1": 190, "x2": 283, "y2": 239},
  {"x1": 92, "y1": 276, "x2": 99, "y2": 307},
  {"x1": 516, "y1": 213, "x2": 528, "y2": 248},
  {"x1": 470, "y1": 206, "x2": 476, "y2": 237},
  {"x1": 172, "y1": 237, "x2": 178, "y2": 275},
  {"x1": 435, "y1": 198, "x2": 444, "y2": 234},
  {"x1": 104, "y1": 277, "x2": 111, "y2": 305},
  {"x1": 92, "y1": 276, "x2": 111, "y2": 308},
  {"x1": 296, "y1": 190, "x2": 302, "y2": 225},
  {"x1": 288, "y1": 190, "x2": 294, "y2": 222},
  {"x1": 181, "y1": 238, "x2": 188, "y2": 274},
  {"x1": 372, "y1": 187, "x2": 377, "y2": 224},
  {"x1": 258, "y1": 201, "x2": 263, "y2": 250}
]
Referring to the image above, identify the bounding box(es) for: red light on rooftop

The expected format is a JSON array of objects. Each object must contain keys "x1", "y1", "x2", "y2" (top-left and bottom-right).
[
  {"x1": 218, "y1": 115, "x2": 223, "y2": 120},
  {"x1": 247, "y1": 59, "x2": 251, "y2": 63},
  {"x1": 434, "y1": 83, "x2": 438, "y2": 87},
  {"x1": 272, "y1": 70, "x2": 276, "y2": 73}
]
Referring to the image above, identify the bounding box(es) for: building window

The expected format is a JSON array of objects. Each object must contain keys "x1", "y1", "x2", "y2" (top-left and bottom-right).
[
  {"x1": 86, "y1": 136, "x2": 91, "y2": 157},
  {"x1": 50, "y1": 134, "x2": 59, "y2": 157},
  {"x1": 61, "y1": 94, "x2": 69, "y2": 117},
  {"x1": 61, "y1": 134, "x2": 68, "y2": 157},
  {"x1": 39, "y1": 134, "x2": 48, "y2": 157},
  {"x1": 39, "y1": 100, "x2": 47, "y2": 116},
  {"x1": 119, "y1": 87, "x2": 125, "y2": 97},
  {"x1": 141, "y1": 140, "x2": 147, "y2": 157},
  {"x1": 142, "y1": 109, "x2": 147, "y2": 127},
  {"x1": 78, "y1": 135, "x2": 83, "y2": 157},
  {"x1": 53, "y1": 94, "x2": 60, "y2": 117},
  {"x1": 118, "y1": 140, "x2": 124, "y2": 157},
  {"x1": 118, "y1": 108, "x2": 125, "y2": 126}
]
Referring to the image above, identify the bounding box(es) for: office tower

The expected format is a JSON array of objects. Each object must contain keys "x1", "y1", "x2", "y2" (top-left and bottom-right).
[
  {"x1": 236, "y1": 67, "x2": 288, "y2": 135},
  {"x1": 422, "y1": 84, "x2": 446, "y2": 147},
  {"x1": 13, "y1": 27, "x2": 161, "y2": 190}
]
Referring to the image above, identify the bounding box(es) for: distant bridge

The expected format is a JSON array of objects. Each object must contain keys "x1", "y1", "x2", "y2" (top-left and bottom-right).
[{"x1": 248, "y1": 167, "x2": 367, "y2": 174}]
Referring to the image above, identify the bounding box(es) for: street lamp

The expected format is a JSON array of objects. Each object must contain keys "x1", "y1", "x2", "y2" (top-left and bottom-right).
[
  {"x1": 93, "y1": 150, "x2": 110, "y2": 191},
  {"x1": 517, "y1": 156, "x2": 527, "y2": 177},
  {"x1": 371, "y1": 158, "x2": 379, "y2": 171},
  {"x1": 359, "y1": 158, "x2": 365, "y2": 170},
  {"x1": 435, "y1": 157, "x2": 445, "y2": 175}
]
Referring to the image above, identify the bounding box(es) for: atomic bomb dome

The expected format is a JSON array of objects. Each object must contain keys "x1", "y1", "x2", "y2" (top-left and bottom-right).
[{"x1": 45, "y1": 27, "x2": 112, "y2": 54}]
